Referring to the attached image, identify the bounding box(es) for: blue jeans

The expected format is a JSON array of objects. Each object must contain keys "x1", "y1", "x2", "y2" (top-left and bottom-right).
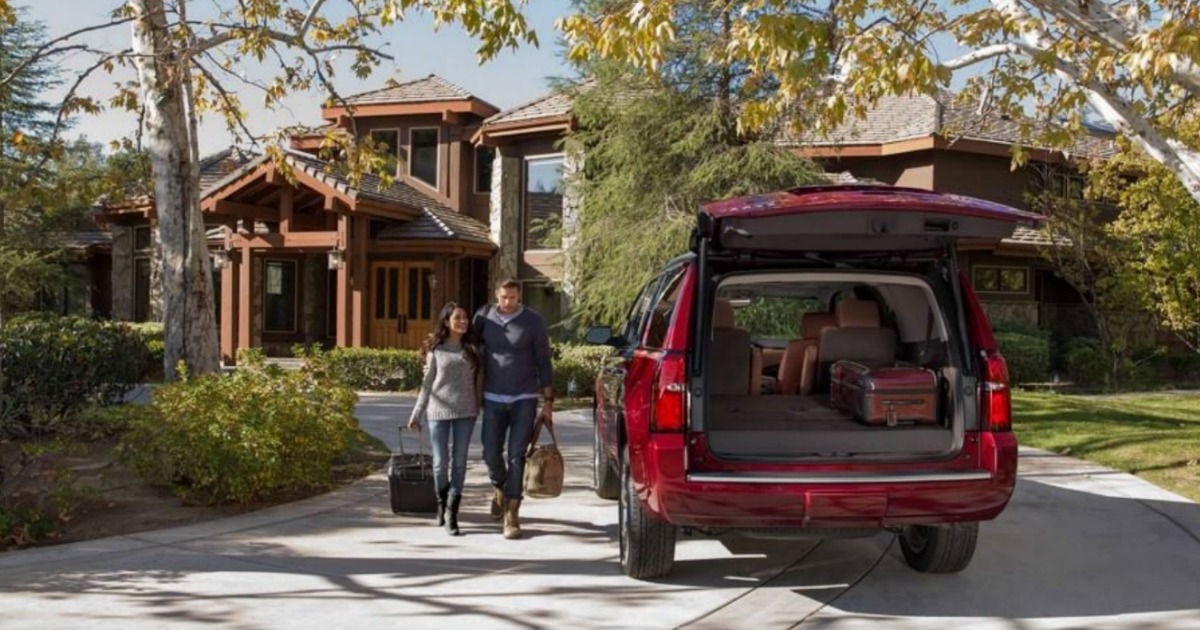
[
  {"x1": 481, "y1": 399, "x2": 539, "y2": 500},
  {"x1": 429, "y1": 417, "x2": 477, "y2": 498}
]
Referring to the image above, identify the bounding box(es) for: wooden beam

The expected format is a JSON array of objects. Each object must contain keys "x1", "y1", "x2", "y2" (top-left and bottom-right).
[
  {"x1": 220, "y1": 250, "x2": 239, "y2": 365},
  {"x1": 351, "y1": 216, "x2": 367, "y2": 347},
  {"x1": 238, "y1": 248, "x2": 252, "y2": 352},
  {"x1": 280, "y1": 186, "x2": 294, "y2": 234},
  {"x1": 321, "y1": 99, "x2": 497, "y2": 122},
  {"x1": 336, "y1": 215, "x2": 351, "y2": 347},
  {"x1": 205, "y1": 199, "x2": 279, "y2": 222},
  {"x1": 231, "y1": 231, "x2": 338, "y2": 249}
]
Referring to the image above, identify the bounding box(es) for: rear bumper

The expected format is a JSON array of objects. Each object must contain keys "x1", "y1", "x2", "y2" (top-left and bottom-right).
[{"x1": 632, "y1": 432, "x2": 1018, "y2": 529}]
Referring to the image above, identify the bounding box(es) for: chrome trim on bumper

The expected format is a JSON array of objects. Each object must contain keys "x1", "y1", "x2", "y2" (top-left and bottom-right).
[{"x1": 686, "y1": 470, "x2": 993, "y2": 484}]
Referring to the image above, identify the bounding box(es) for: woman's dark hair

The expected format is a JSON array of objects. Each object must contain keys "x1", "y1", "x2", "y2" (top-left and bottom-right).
[{"x1": 420, "y1": 301, "x2": 483, "y2": 372}]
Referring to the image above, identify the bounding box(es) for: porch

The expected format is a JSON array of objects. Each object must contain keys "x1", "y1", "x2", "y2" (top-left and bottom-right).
[{"x1": 211, "y1": 152, "x2": 494, "y2": 362}]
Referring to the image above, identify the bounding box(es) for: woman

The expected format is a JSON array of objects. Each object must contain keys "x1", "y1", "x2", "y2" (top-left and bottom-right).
[{"x1": 407, "y1": 302, "x2": 484, "y2": 536}]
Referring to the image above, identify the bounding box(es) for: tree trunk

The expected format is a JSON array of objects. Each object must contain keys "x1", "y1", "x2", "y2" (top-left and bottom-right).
[{"x1": 128, "y1": 0, "x2": 219, "y2": 378}]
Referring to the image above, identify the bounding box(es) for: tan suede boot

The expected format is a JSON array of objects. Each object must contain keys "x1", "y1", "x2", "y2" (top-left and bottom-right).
[
  {"x1": 490, "y1": 486, "x2": 505, "y2": 521},
  {"x1": 502, "y1": 499, "x2": 522, "y2": 539}
]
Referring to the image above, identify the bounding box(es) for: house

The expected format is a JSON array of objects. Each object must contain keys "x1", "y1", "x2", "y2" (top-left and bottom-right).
[
  {"x1": 82, "y1": 78, "x2": 1121, "y2": 359},
  {"x1": 98, "y1": 75, "x2": 506, "y2": 362},
  {"x1": 775, "y1": 92, "x2": 1120, "y2": 340}
]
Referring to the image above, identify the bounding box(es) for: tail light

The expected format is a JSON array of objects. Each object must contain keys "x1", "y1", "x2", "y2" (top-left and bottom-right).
[
  {"x1": 960, "y1": 270, "x2": 1011, "y2": 432},
  {"x1": 980, "y1": 351, "x2": 1012, "y2": 432},
  {"x1": 651, "y1": 354, "x2": 687, "y2": 432}
]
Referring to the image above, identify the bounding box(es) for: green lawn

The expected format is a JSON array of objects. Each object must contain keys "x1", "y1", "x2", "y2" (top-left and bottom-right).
[{"x1": 1013, "y1": 391, "x2": 1200, "y2": 502}]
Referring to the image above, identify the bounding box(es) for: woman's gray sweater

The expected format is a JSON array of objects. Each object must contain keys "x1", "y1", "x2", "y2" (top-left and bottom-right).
[{"x1": 409, "y1": 343, "x2": 479, "y2": 422}]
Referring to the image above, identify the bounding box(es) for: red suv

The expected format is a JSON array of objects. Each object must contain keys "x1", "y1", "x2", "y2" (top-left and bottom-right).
[{"x1": 586, "y1": 185, "x2": 1041, "y2": 579}]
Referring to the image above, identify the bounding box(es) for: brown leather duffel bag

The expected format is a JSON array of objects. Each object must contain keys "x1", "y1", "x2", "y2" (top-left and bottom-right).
[{"x1": 524, "y1": 418, "x2": 564, "y2": 499}]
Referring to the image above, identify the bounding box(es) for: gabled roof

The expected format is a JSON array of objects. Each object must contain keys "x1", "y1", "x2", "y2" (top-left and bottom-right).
[
  {"x1": 376, "y1": 207, "x2": 492, "y2": 245},
  {"x1": 778, "y1": 92, "x2": 1116, "y2": 159},
  {"x1": 199, "y1": 147, "x2": 258, "y2": 193},
  {"x1": 323, "y1": 74, "x2": 499, "y2": 121},
  {"x1": 483, "y1": 90, "x2": 573, "y2": 127},
  {"x1": 342, "y1": 74, "x2": 481, "y2": 106}
]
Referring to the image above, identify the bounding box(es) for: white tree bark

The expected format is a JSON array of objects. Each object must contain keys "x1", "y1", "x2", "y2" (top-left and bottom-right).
[
  {"x1": 939, "y1": 0, "x2": 1200, "y2": 205},
  {"x1": 128, "y1": 0, "x2": 220, "y2": 378}
]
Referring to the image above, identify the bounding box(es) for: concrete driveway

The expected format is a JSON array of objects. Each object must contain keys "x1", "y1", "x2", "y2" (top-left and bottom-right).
[{"x1": 2, "y1": 393, "x2": 1199, "y2": 629}]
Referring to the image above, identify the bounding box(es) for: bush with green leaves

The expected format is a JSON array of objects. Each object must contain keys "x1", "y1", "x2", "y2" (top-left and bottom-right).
[
  {"x1": 119, "y1": 353, "x2": 359, "y2": 505},
  {"x1": 128, "y1": 322, "x2": 165, "y2": 381},
  {"x1": 994, "y1": 326, "x2": 1052, "y2": 385},
  {"x1": 296, "y1": 345, "x2": 423, "y2": 391},
  {"x1": 1065, "y1": 338, "x2": 1108, "y2": 389},
  {"x1": 1, "y1": 315, "x2": 148, "y2": 437},
  {"x1": 551, "y1": 343, "x2": 612, "y2": 398}
]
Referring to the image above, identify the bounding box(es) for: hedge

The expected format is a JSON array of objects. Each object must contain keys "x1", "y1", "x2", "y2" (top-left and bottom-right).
[
  {"x1": 994, "y1": 327, "x2": 1052, "y2": 385},
  {"x1": 297, "y1": 342, "x2": 614, "y2": 397},
  {"x1": 0, "y1": 314, "x2": 148, "y2": 437}
]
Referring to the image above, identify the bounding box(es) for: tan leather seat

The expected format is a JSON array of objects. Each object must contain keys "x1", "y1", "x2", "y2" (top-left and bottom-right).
[
  {"x1": 710, "y1": 298, "x2": 754, "y2": 396},
  {"x1": 814, "y1": 299, "x2": 897, "y2": 392},
  {"x1": 777, "y1": 312, "x2": 838, "y2": 395}
]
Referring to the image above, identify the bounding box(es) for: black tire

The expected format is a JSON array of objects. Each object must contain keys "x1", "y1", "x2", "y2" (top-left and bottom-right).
[
  {"x1": 898, "y1": 523, "x2": 979, "y2": 574},
  {"x1": 593, "y1": 414, "x2": 620, "y2": 500},
  {"x1": 619, "y1": 444, "x2": 676, "y2": 579}
]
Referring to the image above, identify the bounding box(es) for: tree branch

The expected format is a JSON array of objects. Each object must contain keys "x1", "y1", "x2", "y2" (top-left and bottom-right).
[{"x1": 0, "y1": 17, "x2": 134, "y2": 88}]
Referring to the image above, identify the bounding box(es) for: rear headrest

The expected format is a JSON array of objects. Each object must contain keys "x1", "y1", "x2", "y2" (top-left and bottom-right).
[
  {"x1": 713, "y1": 299, "x2": 735, "y2": 329},
  {"x1": 801, "y1": 312, "x2": 838, "y2": 339},
  {"x1": 835, "y1": 299, "x2": 880, "y2": 328}
]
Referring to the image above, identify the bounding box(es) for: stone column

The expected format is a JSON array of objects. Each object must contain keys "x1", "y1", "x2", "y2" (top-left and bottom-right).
[
  {"x1": 488, "y1": 146, "x2": 521, "y2": 287},
  {"x1": 560, "y1": 139, "x2": 584, "y2": 301},
  {"x1": 148, "y1": 222, "x2": 163, "y2": 321}
]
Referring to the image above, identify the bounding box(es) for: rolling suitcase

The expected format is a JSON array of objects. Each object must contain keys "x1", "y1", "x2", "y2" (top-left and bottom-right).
[
  {"x1": 830, "y1": 360, "x2": 939, "y2": 427},
  {"x1": 388, "y1": 426, "x2": 437, "y2": 514}
]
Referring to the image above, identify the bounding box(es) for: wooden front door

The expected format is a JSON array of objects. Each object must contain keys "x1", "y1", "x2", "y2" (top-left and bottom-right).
[{"x1": 369, "y1": 261, "x2": 436, "y2": 349}]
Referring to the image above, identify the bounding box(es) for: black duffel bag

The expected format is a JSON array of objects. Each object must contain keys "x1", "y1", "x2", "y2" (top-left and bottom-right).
[{"x1": 388, "y1": 426, "x2": 437, "y2": 514}]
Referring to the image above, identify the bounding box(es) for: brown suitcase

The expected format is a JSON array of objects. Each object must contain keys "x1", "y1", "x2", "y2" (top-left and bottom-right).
[{"x1": 830, "y1": 361, "x2": 939, "y2": 427}]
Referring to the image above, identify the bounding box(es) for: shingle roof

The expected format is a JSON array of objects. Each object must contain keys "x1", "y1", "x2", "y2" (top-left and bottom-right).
[
  {"x1": 376, "y1": 207, "x2": 493, "y2": 245},
  {"x1": 282, "y1": 150, "x2": 453, "y2": 210},
  {"x1": 52, "y1": 227, "x2": 112, "y2": 251},
  {"x1": 341, "y1": 74, "x2": 482, "y2": 106},
  {"x1": 199, "y1": 147, "x2": 258, "y2": 193},
  {"x1": 483, "y1": 89, "x2": 573, "y2": 127},
  {"x1": 778, "y1": 93, "x2": 1116, "y2": 158},
  {"x1": 1003, "y1": 225, "x2": 1062, "y2": 246}
]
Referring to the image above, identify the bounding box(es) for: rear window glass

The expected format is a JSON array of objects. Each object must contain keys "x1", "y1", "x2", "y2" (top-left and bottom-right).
[{"x1": 732, "y1": 296, "x2": 821, "y2": 339}]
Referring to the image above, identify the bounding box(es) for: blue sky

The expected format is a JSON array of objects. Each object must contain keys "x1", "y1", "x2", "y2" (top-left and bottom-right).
[{"x1": 27, "y1": 0, "x2": 575, "y2": 154}]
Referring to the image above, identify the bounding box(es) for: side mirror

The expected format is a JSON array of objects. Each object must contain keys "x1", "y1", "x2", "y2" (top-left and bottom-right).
[{"x1": 585, "y1": 325, "x2": 618, "y2": 346}]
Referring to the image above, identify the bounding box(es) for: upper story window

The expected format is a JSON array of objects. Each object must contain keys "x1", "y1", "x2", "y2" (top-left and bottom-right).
[
  {"x1": 409, "y1": 127, "x2": 439, "y2": 189},
  {"x1": 368, "y1": 129, "x2": 400, "y2": 175},
  {"x1": 475, "y1": 146, "x2": 495, "y2": 194},
  {"x1": 524, "y1": 155, "x2": 564, "y2": 250}
]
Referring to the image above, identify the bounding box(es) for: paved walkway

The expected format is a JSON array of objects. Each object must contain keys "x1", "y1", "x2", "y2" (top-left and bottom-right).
[{"x1": 3, "y1": 393, "x2": 1199, "y2": 629}]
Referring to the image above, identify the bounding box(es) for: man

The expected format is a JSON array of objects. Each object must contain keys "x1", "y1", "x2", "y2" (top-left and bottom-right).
[{"x1": 474, "y1": 278, "x2": 554, "y2": 539}]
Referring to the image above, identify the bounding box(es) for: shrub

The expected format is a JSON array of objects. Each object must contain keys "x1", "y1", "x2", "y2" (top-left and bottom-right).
[
  {"x1": 119, "y1": 353, "x2": 359, "y2": 505},
  {"x1": 994, "y1": 329, "x2": 1052, "y2": 385},
  {"x1": 0, "y1": 440, "x2": 86, "y2": 549},
  {"x1": 0, "y1": 315, "x2": 148, "y2": 437},
  {"x1": 128, "y1": 322, "x2": 165, "y2": 381},
  {"x1": 551, "y1": 343, "x2": 611, "y2": 398},
  {"x1": 296, "y1": 345, "x2": 424, "y2": 391},
  {"x1": 1065, "y1": 338, "x2": 1108, "y2": 389}
]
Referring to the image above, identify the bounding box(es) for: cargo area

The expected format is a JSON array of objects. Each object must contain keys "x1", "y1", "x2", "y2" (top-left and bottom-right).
[{"x1": 701, "y1": 270, "x2": 963, "y2": 460}]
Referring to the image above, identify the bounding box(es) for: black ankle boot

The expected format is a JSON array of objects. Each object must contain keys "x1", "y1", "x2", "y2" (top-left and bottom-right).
[
  {"x1": 435, "y1": 485, "x2": 449, "y2": 527},
  {"x1": 445, "y1": 493, "x2": 462, "y2": 536}
]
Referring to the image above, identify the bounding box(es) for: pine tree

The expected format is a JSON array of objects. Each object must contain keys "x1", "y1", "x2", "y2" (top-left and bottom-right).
[{"x1": 564, "y1": 0, "x2": 826, "y2": 328}]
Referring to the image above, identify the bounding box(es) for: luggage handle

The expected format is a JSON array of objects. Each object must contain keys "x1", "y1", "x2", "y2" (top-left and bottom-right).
[
  {"x1": 526, "y1": 416, "x2": 559, "y2": 457},
  {"x1": 397, "y1": 425, "x2": 430, "y2": 479}
]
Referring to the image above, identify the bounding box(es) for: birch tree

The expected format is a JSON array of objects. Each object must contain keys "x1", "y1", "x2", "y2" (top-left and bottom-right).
[
  {"x1": 0, "y1": 0, "x2": 536, "y2": 379},
  {"x1": 559, "y1": 0, "x2": 1200, "y2": 204}
]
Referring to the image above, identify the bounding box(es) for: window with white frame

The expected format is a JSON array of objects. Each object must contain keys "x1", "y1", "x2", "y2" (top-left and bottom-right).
[
  {"x1": 409, "y1": 127, "x2": 439, "y2": 189},
  {"x1": 523, "y1": 155, "x2": 564, "y2": 250}
]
